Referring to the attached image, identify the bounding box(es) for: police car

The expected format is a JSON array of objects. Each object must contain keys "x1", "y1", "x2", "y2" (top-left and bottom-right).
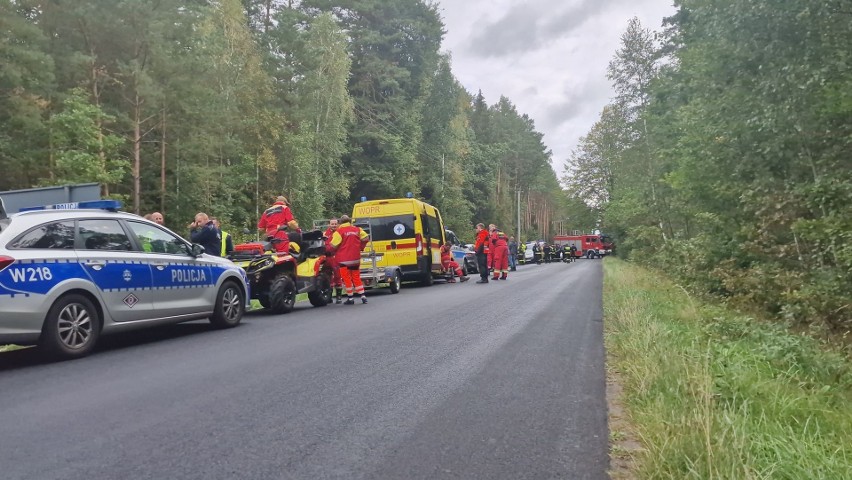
[{"x1": 0, "y1": 200, "x2": 249, "y2": 359}]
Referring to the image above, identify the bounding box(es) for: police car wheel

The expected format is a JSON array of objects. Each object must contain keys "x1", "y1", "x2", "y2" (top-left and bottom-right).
[
  {"x1": 269, "y1": 275, "x2": 296, "y2": 314},
  {"x1": 389, "y1": 270, "x2": 401, "y2": 294},
  {"x1": 41, "y1": 294, "x2": 100, "y2": 359},
  {"x1": 210, "y1": 281, "x2": 244, "y2": 328}
]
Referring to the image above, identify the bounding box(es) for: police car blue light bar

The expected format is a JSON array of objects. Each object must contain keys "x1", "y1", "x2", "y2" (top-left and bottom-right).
[{"x1": 19, "y1": 200, "x2": 123, "y2": 212}]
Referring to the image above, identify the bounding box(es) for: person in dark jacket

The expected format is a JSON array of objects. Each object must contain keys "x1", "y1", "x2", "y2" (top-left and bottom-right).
[
  {"x1": 508, "y1": 236, "x2": 518, "y2": 271},
  {"x1": 188, "y1": 212, "x2": 222, "y2": 256}
]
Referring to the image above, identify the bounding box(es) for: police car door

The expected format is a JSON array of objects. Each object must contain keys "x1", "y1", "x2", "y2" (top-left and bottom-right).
[
  {"x1": 77, "y1": 219, "x2": 155, "y2": 322},
  {"x1": 125, "y1": 221, "x2": 213, "y2": 318}
]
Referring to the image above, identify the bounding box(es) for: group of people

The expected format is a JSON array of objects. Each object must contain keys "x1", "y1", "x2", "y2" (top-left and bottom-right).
[
  {"x1": 473, "y1": 223, "x2": 514, "y2": 284},
  {"x1": 142, "y1": 210, "x2": 235, "y2": 257},
  {"x1": 258, "y1": 196, "x2": 370, "y2": 306},
  {"x1": 531, "y1": 242, "x2": 577, "y2": 264},
  {"x1": 187, "y1": 213, "x2": 234, "y2": 257},
  {"x1": 323, "y1": 215, "x2": 369, "y2": 305}
]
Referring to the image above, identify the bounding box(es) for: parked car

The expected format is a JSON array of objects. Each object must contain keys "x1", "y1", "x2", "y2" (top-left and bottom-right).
[
  {"x1": 0, "y1": 200, "x2": 249, "y2": 359},
  {"x1": 523, "y1": 241, "x2": 536, "y2": 264},
  {"x1": 445, "y1": 229, "x2": 476, "y2": 274}
]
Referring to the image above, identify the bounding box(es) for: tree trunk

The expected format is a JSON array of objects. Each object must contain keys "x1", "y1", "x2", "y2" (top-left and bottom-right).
[
  {"x1": 133, "y1": 93, "x2": 141, "y2": 215},
  {"x1": 160, "y1": 107, "x2": 167, "y2": 213}
]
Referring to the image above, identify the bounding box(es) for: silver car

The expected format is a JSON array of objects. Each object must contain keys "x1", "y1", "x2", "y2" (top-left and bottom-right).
[{"x1": 0, "y1": 201, "x2": 249, "y2": 359}]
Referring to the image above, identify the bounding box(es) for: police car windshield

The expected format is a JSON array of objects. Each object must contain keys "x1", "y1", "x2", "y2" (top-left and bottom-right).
[{"x1": 0, "y1": 218, "x2": 8, "y2": 232}]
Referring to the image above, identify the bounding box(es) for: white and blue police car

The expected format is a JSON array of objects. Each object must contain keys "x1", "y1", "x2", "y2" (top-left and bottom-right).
[{"x1": 0, "y1": 200, "x2": 249, "y2": 359}]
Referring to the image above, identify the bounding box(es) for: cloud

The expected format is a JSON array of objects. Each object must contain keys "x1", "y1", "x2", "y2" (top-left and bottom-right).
[
  {"x1": 437, "y1": 0, "x2": 677, "y2": 169},
  {"x1": 466, "y1": 0, "x2": 621, "y2": 58}
]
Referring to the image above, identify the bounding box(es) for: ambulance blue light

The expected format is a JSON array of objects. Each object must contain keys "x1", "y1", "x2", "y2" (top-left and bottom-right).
[
  {"x1": 360, "y1": 196, "x2": 367, "y2": 202},
  {"x1": 405, "y1": 192, "x2": 413, "y2": 198},
  {"x1": 19, "y1": 200, "x2": 123, "y2": 212}
]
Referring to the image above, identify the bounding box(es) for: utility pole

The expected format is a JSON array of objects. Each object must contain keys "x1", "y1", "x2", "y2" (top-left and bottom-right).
[{"x1": 441, "y1": 154, "x2": 445, "y2": 198}]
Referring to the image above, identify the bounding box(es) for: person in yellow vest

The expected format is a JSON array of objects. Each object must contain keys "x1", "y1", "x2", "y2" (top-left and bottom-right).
[{"x1": 211, "y1": 218, "x2": 234, "y2": 257}]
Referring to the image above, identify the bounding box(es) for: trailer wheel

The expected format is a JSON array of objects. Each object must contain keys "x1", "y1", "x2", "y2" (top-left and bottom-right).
[{"x1": 389, "y1": 270, "x2": 402, "y2": 294}]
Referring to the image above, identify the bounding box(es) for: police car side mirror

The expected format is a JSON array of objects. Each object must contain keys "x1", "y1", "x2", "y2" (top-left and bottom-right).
[{"x1": 190, "y1": 244, "x2": 205, "y2": 257}]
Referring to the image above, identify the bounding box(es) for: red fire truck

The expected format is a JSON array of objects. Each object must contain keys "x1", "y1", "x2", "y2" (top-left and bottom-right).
[{"x1": 552, "y1": 232, "x2": 613, "y2": 259}]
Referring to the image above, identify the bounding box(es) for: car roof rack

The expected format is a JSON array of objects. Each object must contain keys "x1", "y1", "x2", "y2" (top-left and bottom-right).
[{"x1": 18, "y1": 200, "x2": 123, "y2": 213}]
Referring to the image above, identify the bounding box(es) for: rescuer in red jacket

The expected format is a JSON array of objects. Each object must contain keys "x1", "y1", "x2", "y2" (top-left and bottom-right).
[
  {"x1": 474, "y1": 223, "x2": 490, "y2": 284},
  {"x1": 440, "y1": 241, "x2": 469, "y2": 283},
  {"x1": 257, "y1": 196, "x2": 295, "y2": 253},
  {"x1": 323, "y1": 218, "x2": 344, "y2": 304},
  {"x1": 330, "y1": 215, "x2": 370, "y2": 304},
  {"x1": 490, "y1": 226, "x2": 510, "y2": 280}
]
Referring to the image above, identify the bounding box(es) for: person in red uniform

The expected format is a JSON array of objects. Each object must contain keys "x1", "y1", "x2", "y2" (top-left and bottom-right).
[
  {"x1": 490, "y1": 226, "x2": 510, "y2": 280},
  {"x1": 488, "y1": 224, "x2": 497, "y2": 272},
  {"x1": 440, "y1": 241, "x2": 469, "y2": 283},
  {"x1": 257, "y1": 195, "x2": 296, "y2": 253},
  {"x1": 323, "y1": 218, "x2": 344, "y2": 304},
  {"x1": 474, "y1": 223, "x2": 490, "y2": 284},
  {"x1": 330, "y1": 215, "x2": 370, "y2": 304}
]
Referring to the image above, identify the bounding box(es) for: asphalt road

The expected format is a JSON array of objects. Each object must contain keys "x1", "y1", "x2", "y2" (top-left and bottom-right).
[{"x1": 0, "y1": 259, "x2": 607, "y2": 480}]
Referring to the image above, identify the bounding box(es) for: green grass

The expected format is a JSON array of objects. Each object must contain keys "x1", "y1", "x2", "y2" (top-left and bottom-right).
[{"x1": 604, "y1": 258, "x2": 852, "y2": 479}]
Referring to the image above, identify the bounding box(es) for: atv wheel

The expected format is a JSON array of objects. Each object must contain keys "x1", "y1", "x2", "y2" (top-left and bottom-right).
[
  {"x1": 269, "y1": 274, "x2": 296, "y2": 314},
  {"x1": 258, "y1": 295, "x2": 271, "y2": 309},
  {"x1": 308, "y1": 273, "x2": 332, "y2": 307}
]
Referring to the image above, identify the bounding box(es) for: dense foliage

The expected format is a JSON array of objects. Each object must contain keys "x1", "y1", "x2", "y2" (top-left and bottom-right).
[
  {"x1": 564, "y1": 2, "x2": 851, "y2": 331},
  {"x1": 0, "y1": 0, "x2": 570, "y2": 242}
]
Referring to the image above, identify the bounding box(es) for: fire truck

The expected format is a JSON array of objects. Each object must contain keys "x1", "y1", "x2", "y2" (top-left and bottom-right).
[{"x1": 552, "y1": 231, "x2": 613, "y2": 259}]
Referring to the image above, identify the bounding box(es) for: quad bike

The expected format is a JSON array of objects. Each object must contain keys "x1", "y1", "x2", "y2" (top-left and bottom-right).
[{"x1": 228, "y1": 229, "x2": 333, "y2": 314}]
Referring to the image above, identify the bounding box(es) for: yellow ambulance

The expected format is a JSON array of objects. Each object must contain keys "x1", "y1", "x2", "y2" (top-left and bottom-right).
[{"x1": 352, "y1": 198, "x2": 447, "y2": 287}]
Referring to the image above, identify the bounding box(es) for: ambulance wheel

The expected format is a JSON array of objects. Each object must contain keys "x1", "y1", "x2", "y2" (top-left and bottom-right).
[
  {"x1": 389, "y1": 270, "x2": 402, "y2": 294},
  {"x1": 210, "y1": 281, "x2": 244, "y2": 328},
  {"x1": 269, "y1": 275, "x2": 297, "y2": 314},
  {"x1": 309, "y1": 273, "x2": 332, "y2": 307},
  {"x1": 40, "y1": 294, "x2": 101, "y2": 359}
]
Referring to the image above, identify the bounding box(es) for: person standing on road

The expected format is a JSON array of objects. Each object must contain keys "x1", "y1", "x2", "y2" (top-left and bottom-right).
[
  {"x1": 330, "y1": 215, "x2": 369, "y2": 305},
  {"x1": 490, "y1": 227, "x2": 509, "y2": 280},
  {"x1": 441, "y1": 241, "x2": 469, "y2": 283},
  {"x1": 532, "y1": 241, "x2": 542, "y2": 264},
  {"x1": 508, "y1": 236, "x2": 518, "y2": 271},
  {"x1": 258, "y1": 195, "x2": 295, "y2": 253},
  {"x1": 474, "y1": 223, "x2": 490, "y2": 284},
  {"x1": 188, "y1": 212, "x2": 222, "y2": 257},
  {"x1": 323, "y1": 218, "x2": 344, "y2": 304}
]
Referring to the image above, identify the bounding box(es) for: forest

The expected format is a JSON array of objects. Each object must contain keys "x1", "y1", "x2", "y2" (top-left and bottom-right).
[
  {"x1": 564, "y1": 0, "x2": 851, "y2": 332},
  {"x1": 3, "y1": 0, "x2": 849, "y2": 332},
  {"x1": 0, "y1": 0, "x2": 578, "y2": 242}
]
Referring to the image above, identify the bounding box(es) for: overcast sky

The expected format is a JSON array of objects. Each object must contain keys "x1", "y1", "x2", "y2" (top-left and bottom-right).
[{"x1": 435, "y1": 0, "x2": 676, "y2": 175}]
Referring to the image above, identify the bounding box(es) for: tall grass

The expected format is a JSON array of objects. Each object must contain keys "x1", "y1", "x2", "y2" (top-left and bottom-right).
[{"x1": 604, "y1": 258, "x2": 851, "y2": 479}]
